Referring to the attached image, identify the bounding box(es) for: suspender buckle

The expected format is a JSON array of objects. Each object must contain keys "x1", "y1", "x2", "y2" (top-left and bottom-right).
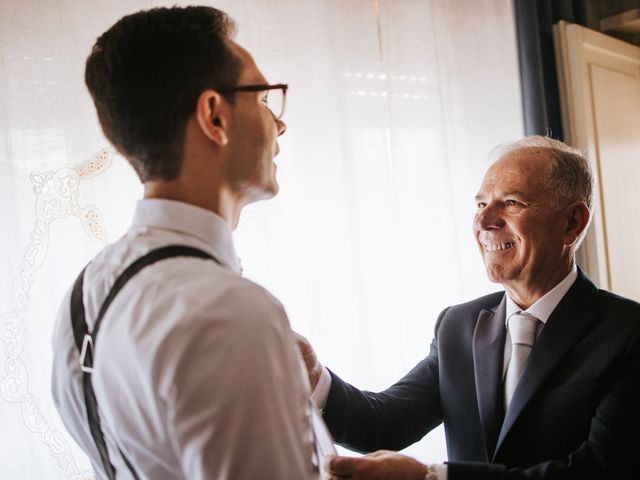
[{"x1": 79, "y1": 334, "x2": 94, "y2": 373}]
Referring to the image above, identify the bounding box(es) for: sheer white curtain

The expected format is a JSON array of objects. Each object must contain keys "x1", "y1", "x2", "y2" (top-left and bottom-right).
[{"x1": 0, "y1": 0, "x2": 522, "y2": 477}]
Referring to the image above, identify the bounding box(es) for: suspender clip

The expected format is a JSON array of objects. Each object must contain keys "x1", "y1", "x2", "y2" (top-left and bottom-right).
[{"x1": 79, "y1": 334, "x2": 94, "y2": 374}]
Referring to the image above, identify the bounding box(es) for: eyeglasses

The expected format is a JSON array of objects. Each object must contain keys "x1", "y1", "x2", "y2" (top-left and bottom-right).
[{"x1": 219, "y1": 83, "x2": 288, "y2": 120}]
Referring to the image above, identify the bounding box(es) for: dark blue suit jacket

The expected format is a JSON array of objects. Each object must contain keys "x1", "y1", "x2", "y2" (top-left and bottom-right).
[{"x1": 323, "y1": 270, "x2": 640, "y2": 479}]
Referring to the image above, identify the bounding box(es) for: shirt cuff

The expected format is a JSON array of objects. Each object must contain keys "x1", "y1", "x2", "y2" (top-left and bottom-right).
[
  {"x1": 431, "y1": 463, "x2": 447, "y2": 480},
  {"x1": 310, "y1": 366, "x2": 332, "y2": 409}
]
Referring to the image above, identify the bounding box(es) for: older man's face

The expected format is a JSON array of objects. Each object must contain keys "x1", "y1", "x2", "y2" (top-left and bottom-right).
[{"x1": 472, "y1": 149, "x2": 571, "y2": 302}]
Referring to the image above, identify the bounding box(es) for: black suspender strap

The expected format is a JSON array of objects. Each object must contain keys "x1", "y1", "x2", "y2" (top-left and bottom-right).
[
  {"x1": 71, "y1": 266, "x2": 118, "y2": 477},
  {"x1": 69, "y1": 245, "x2": 220, "y2": 479}
]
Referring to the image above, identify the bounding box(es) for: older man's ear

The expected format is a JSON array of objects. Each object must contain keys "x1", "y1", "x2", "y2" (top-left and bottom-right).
[{"x1": 563, "y1": 201, "x2": 590, "y2": 247}]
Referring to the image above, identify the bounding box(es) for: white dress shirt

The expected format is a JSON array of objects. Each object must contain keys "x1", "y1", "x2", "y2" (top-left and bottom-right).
[
  {"x1": 312, "y1": 265, "x2": 579, "y2": 480},
  {"x1": 51, "y1": 199, "x2": 317, "y2": 480},
  {"x1": 503, "y1": 265, "x2": 578, "y2": 377}
]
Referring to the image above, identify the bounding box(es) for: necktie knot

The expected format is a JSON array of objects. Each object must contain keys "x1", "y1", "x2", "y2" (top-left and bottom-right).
[{"x1": 508, "y1": 312, "x2": 538, "y2": 347}]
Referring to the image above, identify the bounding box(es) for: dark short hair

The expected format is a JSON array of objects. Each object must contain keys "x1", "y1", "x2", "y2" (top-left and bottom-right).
[{"x1": 85, "y1": 6, "x2": 239, "y2": 181}]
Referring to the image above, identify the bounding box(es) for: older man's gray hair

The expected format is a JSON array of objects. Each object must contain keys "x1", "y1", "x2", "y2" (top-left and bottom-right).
[
  {"x1": 492, "y1": 135, "x2": 594, "y2": 212},
  {"x1": 491, "y1": 136, "x2": 594, "y2": 248}
]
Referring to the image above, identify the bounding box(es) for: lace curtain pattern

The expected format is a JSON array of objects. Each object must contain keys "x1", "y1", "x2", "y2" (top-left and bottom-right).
[{"x1": 0, "y1": 1, "x2": 522, "y2": 477}]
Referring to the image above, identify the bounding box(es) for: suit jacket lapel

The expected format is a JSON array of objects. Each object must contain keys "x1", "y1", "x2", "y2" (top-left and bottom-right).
[
  {"x1": 494, "y1": 269, "x2": 599, "y2": 457},
  {"x1": 473, "y1": 295, "x2": 507, "y2": 461}
]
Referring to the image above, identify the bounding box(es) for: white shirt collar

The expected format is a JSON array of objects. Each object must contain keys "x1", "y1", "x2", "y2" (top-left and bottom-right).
[
  {"x1": 131, "y1": 198, "x2": 242, "y2": 274},
  {"x1": 505, "y1": 264, "x2": 578, "y2": 324}
]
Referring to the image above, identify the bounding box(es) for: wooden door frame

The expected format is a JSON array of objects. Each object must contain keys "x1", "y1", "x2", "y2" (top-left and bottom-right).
[{"x1": 553, "y1": 20, "x2": 640, "y2": 290}]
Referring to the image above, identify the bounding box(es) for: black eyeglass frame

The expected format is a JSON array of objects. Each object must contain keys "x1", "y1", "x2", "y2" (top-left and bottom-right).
[{"x1": 218, "y1": 83, "x2": 288, "y2": 120}]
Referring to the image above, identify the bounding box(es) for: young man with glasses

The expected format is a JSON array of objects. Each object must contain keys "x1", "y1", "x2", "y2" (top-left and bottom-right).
[{"x1": 51, "y1": 6, "x2": 321, "y2": 479}]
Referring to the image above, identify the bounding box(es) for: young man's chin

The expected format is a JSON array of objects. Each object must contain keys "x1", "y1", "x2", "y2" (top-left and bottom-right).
[
  {"x1": 265, "y1": 182, "x2": 279, "y2": 199},
  {"x1": 248, "y1": 181, "x2": 279, "y2": 203}
]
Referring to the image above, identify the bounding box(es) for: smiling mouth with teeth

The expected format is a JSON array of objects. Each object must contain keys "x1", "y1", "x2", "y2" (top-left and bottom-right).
[{"x1": 484, "y1": 242, "x2": 515, "y2": 252}]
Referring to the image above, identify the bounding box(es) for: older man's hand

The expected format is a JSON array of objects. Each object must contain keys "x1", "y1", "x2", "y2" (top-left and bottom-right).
[
  {"x1": 291, "y1": 330, "x2": 324, "y2": 391},
  {"x1": 324, "y1": 451, "x2": 430, "y2": 480}
]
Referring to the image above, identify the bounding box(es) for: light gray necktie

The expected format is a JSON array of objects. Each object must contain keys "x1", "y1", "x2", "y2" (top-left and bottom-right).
[{"x1": 504, "y1": 312, "x2": 539, "y2": 409}]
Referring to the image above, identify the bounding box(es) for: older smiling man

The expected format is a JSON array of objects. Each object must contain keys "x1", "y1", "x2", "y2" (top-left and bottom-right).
[{"x1": 297, "y1": 136, "x2": 640, "y2": 480}]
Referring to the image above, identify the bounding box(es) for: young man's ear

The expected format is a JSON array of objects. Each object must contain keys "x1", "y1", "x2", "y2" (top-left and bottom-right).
[
  {"x1": 195, "y1": 90, "x2": 228, "y2": 146},
  {"x1": 563, "y1": 201, "x2": 591, "y2": 246}
]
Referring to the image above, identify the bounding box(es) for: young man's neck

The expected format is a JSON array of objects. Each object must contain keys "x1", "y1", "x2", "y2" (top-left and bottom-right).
[{"x1": 144, "y1": 181, "x2": 243, "y2": 230}]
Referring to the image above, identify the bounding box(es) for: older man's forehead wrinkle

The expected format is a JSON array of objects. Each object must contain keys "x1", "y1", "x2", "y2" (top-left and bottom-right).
[
  {"x1": 475, "y1": 190, "x2": 532, "y2": 204},
  {"x1": 500, "y1": 190, "x2": 533, "y2": 200},
  {"x1": 487, "y1": 168, "x2": 530, "y2": 183}
]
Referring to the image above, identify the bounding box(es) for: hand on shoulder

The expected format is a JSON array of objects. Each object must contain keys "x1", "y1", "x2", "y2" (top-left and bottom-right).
[{"x1": 292, "y1": 330, "x2": 324, "y2": 390}]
